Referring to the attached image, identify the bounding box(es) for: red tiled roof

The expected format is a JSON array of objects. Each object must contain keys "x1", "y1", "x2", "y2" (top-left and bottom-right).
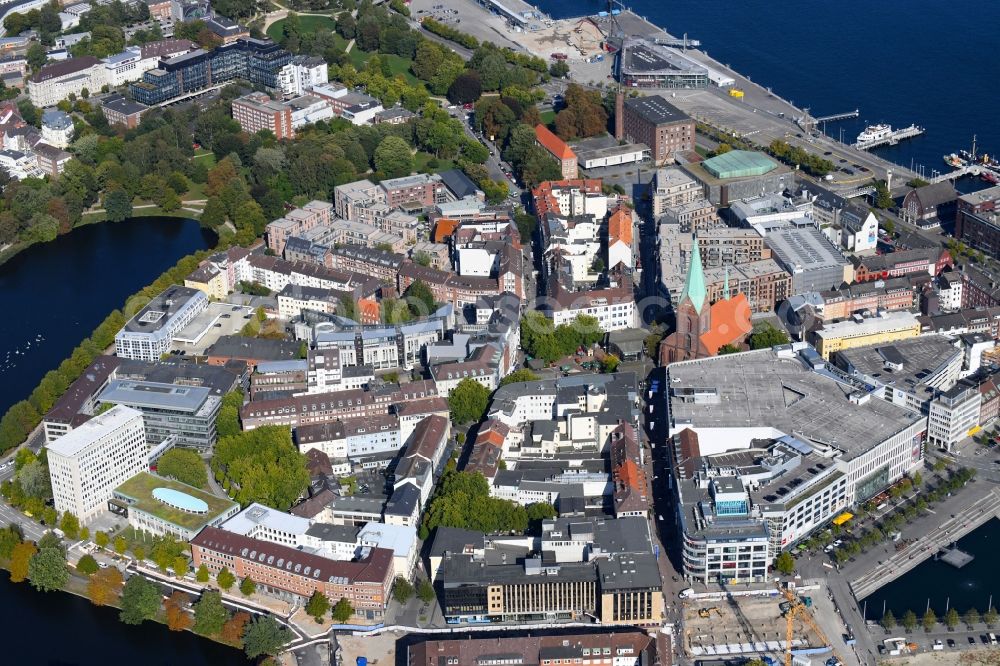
[
  {"x1": 433, "y1": 218, "x2": 459, "y2": 243},
  {"x1": 534, "y1": 124, "x2": 576, "y2": 160},
  {"x1": 608, "y1": 206, "x2": 633, "y2": 246},
  {"x1": 700, "y1": 293, "x2": 753, "y2": 354}
]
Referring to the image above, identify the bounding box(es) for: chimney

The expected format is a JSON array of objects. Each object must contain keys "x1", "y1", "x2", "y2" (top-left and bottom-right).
[{"x1": 614, "y1": 91, "x2": 624, "y2": 141}]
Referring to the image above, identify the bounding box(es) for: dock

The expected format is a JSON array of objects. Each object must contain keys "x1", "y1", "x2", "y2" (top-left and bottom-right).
[
  {"x1": 938, "y1": 546, "x2": 974, "y2": 568},
  {"x1": 851, "y1": 488, "x2": 1000, "y2": 600},
  {"x1": 854, "y1": 124, "x2": 925, "y2": 150},
  {"x1": 814, "y1": 110, "x2": 860, "y2": 124}
]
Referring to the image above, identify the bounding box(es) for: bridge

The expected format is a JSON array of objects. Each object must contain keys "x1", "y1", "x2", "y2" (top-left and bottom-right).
[
  {"x1": 928, "y1": 165, "x2": 981, "y2": 183},
  {"x1": 814, "y1": 109, "x2": 860, "y2": 124},
  {"x1": 842, "y1": 185, "x2": 875, "y2": 199}
]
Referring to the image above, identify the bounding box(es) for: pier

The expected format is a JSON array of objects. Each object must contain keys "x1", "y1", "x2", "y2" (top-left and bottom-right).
[
  {"x1": 653, "y1": 35, "x2": 701, "y2": 49},
  {"x1": 929, "y1": 164, "x2": 982, "y2": 183},
  {"x1": 854, "y1": 124, "x2": 925, "y2": 150},
  {"x1": 814, "y1": 110, "x2": 860, "y2": 124},
  {"x1": 938, "y1": 546, "x2": 974, "y2": 569}
]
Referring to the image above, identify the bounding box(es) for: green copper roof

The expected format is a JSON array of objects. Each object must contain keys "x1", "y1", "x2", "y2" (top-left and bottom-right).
[
  {"x1": 702, "y1": 150, "x2": 778, "y2": 179},
  {"x1": 680, "y1": 236, "x2": 708, "y2": 313}
]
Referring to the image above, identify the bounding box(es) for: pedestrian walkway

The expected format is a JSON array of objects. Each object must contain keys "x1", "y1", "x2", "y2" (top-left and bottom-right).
[{"x1": 850, "y1": 488, "x2": 1000, "y2": 599}]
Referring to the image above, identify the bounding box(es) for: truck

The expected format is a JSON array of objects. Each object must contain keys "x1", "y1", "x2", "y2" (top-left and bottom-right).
[{"x1": 799, "y1": 596, "x2": 812, "y2": 608}]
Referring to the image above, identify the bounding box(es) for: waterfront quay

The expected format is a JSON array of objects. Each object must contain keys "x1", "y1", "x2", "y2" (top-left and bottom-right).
[
  {"x1": 851, "y1": 488, "x2": 1000, "y2": 600},
  {"x1": 544, "y1": 7, "x2": 923, "y2": 191}
]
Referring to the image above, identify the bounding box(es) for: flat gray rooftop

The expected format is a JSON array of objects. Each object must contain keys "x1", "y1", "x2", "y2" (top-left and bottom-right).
[
  {"x1": 834, "y1": 335, "x2": 961, "y2": 395},
  {"x1": 667, "y1": 348, "x2": 923, "y2": 458}
]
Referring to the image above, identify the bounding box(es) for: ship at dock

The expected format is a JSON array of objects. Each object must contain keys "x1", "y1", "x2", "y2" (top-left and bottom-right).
[{"x1": 857, "y1": 124, "x2": 893, "y2": 144}]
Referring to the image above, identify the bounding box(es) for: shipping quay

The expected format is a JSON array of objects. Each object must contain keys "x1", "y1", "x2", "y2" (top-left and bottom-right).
[
  {"x1": 464, "y1": 0, "x2": 924, "y2": 190},
  {"x1": 850, "y1": 488, "x2": 1000, "y2": 600}
]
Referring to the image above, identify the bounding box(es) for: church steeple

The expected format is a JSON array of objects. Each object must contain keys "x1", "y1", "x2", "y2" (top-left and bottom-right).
[{"x1": 680, "y1": 235, "x2": 708, "y2": 314}]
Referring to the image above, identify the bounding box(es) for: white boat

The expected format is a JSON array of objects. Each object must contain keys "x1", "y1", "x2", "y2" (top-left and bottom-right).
[{"x1": 856, "y1": 124, "x2": 893, "y2": 144}]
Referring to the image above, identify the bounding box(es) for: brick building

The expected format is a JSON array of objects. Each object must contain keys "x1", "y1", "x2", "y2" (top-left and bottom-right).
[
  {"x1": 955, "y1": 185, "x2": 1000, "y2": 258},
  {"x1": 617, "y1": 94, "x2": 694, "y2": 165},
  {"x1": 231, "y1": 92, "x2": 293, "y2": 139},
  {"x1": 190, "y1": 527, "x2": 393, "y2": 616},
  {"x1": 534, "y1": 123, "x2": 578, "y2": 178}
]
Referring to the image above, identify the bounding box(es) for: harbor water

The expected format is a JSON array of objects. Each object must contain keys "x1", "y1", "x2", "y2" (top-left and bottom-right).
[{"x1": 535, "y1": 0, "x2": 1000, "y2": 178}]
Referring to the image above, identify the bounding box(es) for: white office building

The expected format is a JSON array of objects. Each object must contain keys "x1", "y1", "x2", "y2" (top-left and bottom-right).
[
  {"x1": 47, "y1": 405, "x2": 148, "y2": 524},
  {"x1": 114, "y1": 285, "x2": 208, "y2": 361},
  {"x1": 927, "y1": 381, "x2": 981, "y2": 451}
]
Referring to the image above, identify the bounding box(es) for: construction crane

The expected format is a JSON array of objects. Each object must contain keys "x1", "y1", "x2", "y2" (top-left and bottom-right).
[{"x1": 778, "y1": 585, "x2": 844, "y2": 666}]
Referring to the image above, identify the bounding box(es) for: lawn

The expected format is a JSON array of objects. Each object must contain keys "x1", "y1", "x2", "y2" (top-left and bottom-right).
[
  {"x1": 191, "y1": 147, "x2": 216, "y2": 169},
  {"x1": 349, "y1": 50, "x2": 421, "y2": 86},
  {"x1": 266, "y1": 15, "x2": 344, "y2": 47},
  {"x1": 539, "y1": 109, "x2": 556, "y2": 126},
  {"x1": 414, "y1": 151, "x2": 454, "y2": 174}
]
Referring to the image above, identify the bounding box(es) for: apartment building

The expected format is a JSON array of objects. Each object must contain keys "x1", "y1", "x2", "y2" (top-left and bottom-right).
[
  {"x1": 28, "y1": 56, "x2": 106, "y2": 107},
  {"x1": 652, "y1": 167, "x2": 705, "y2": 216},
  {"x1": 47, "y1": 406, "x2": 148, "y2": 524},
  {"x1": 232, "y1": 92, "x2": 294, "y2": 139}
]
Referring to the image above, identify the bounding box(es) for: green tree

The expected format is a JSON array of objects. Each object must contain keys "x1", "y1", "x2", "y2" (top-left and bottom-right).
[
  {"x1": 76, "y1": 554, "x2": 99, "y2": 576},
  {"x1": 549, "y1": 60, "x2": 569, "y2": 78},
  {"x1": 500, "y1": 369, "x2": 540, "y2": 387},
  {"x1": 28, "y1": 546, "x2": 68, "y2": 592},
  {"x1": 873, "y1": 179, "x2": 894, "y2": 209},
  {"x1": 374, "y1": 135, "x2": 413, "y2": 178},
  {"x1": 239, "y1": 576, "x2": 256, "y2": 596},
  {"x1": 113, "y1": 535, "x2": 127, "y2": 555},
  {"x1": 196, "y1": 564, "x2": 210, "y2": 583},
  {"x1": 217, "y1": 567, "x2": 236, "y2": 591},
  {"x1": 393, "y1": 576, "x2": 414, "y2": 603},
  {"x1": 26, "y1": 42, "x2": 47, "y2": 72},
  {"x1": 749, "y1": 323, "x2": 790, "y2": 350},
  {"x1": 882, "y1": 609, "x2": 896, "y2": 630},
  {"x1": 601, "y1": 354, "x2": 620, "y2": 374},
  {"x1": 211, "y1": 426, "x2": 309, "y2": 510},
  {"x1": 0, "y1": 524, "x2": 21, "y2": 559},
  {"x1": 172, "y1": 556, "x2": 188, "y2": 578},
  {"x1": 57, "y1": 511, "x2": 79, "y2": 539},
  {"x1": 119, "y1": 575, "x2": 161, "y2": 625},
  {"x1": 718, "y1": 343, "x2": 742, "y2": 355},
  {"x1": 965, "y1": 607, "x2": 980, "y2": 627},
  {"x1": 216, "y1": 390, "x2": 243, "y2": 439},
  {"x1": 95, "y1": 531, "x2": 109, "y2": 549},
  {"x1": 305, "y1": 590, "x2": 330, "y2": 622},
  {"x1": 103, "y1": 189, "x2": 133, "y2": 223},
  {"x1": 242, "y1": 615, "x2": 291, "y2": 659},
  {"x1": 985, "y1": 606, "x2": 999, "y2": 628},
  {"x1": 331, "y1": 597, "x2": 353, "y2": 623},
  {"x1": 447, "y1": 71, "x2": 483, "y2": 105},
  {"x1": 156, "y1": 449, "x2": 208, "y2": 488},
  {"x1": 902, "y1": 609, "x2": 918, "y2": 632},
  {"x1": 774, "y1": 551, "x2": 795, "y2": 575},
  {"x1": 922, "y1": 608, "x2": 937, "y2": 632},
  {"x1": 448, "y1": 378, "x2": 490, "y2": 424},
  {"x1": 417, "y1": 578, "x2": 435, "y2": 604},
  {"x1": 193, "y1": 589, "x2": 229, "y2": 635},
  {"x1": 404, "y1": 279, "x2": 437, "y2": 317},
  {"x1": 9, "y1": 540, "x2": 36, "y2": 582},
  {"x1": 881, "y1": 219, "x2": 895, "y2": 236},
  {"x1": 945, "y1": 607, "x2": 960, "y2": 630}
]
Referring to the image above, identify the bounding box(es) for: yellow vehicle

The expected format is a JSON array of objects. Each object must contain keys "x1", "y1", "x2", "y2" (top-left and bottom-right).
[
  {"x1": 698, "y1": 607, "x2": 722, "y2": 618},
  {"x1": 728, "y1": 88, "x2": 744, "y2": 99}
]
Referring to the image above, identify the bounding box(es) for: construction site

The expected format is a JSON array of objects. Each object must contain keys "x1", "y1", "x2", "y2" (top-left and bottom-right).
[
  {"x1": 681, "y1": 586, "x2": 846, "y2": 665},
  {"x1": 512, "y1": 16, "x2": 608, "y2": 61}
]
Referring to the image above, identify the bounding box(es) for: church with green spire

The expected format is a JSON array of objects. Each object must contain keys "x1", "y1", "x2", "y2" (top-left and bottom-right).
[{"x1": 659, "y1": 236, "x2": 752, "y2": 365}]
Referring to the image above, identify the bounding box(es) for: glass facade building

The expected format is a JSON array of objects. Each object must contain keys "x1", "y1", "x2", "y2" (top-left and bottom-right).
[{"x1": 131, "y1": 38, "x2": 292, "y2": 106}]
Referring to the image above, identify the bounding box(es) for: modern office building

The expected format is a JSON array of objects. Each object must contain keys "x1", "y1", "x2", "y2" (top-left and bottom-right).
[
  {"x1": 98, "y1": 379, "x2": 221, "y2": 451},
  {"x1": 47, "y1": 406, "x2": 149, "y2": 524},
  {"x1": 130, "y1": 38, "x2": 292, "y2": 106},
  {"x1": 114, "y1": 285, "x2": 208, "y2": 361},
  {"x1": 665, "y1": 346, "x2": 926, "y2": 583},
  {"x1": 927, "y1": 380, "x2": 982, "y2": 451},
  {"x1": 760, "y1": 224, "x2": 853, "y2": 295},
  {"x1": 618, "y1": 37, "x2": 708, "y2": 89},
  {"x1": 110, "y1": 472, "x2": 239, "y2": 540}
]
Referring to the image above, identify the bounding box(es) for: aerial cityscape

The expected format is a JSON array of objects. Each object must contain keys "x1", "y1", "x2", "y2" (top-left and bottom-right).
[{"x1": 0, "y1": 0, "x2": 997, "y2": 665}]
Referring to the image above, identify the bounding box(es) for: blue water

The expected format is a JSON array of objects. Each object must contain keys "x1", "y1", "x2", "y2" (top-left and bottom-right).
[
  {"x1": 535, "y1": 0, "x2": 1000, "y2": 177},
  {"x1": 0, "y1": 217, "x2": 215, "y2": 416}
]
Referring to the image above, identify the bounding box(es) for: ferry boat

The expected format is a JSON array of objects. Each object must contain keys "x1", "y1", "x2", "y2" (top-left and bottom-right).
[
  {"x1": 944, "y1": 153, "x2": 964, "y2": 168},
  {"x1": 856, "y1": 124, "x2": 893, "y2": 144}
]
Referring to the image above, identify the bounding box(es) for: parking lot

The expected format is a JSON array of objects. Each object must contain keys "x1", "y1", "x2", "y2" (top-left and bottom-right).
[{"x1": 170, "y1": 302, "x2": 256, "y2": 355}]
